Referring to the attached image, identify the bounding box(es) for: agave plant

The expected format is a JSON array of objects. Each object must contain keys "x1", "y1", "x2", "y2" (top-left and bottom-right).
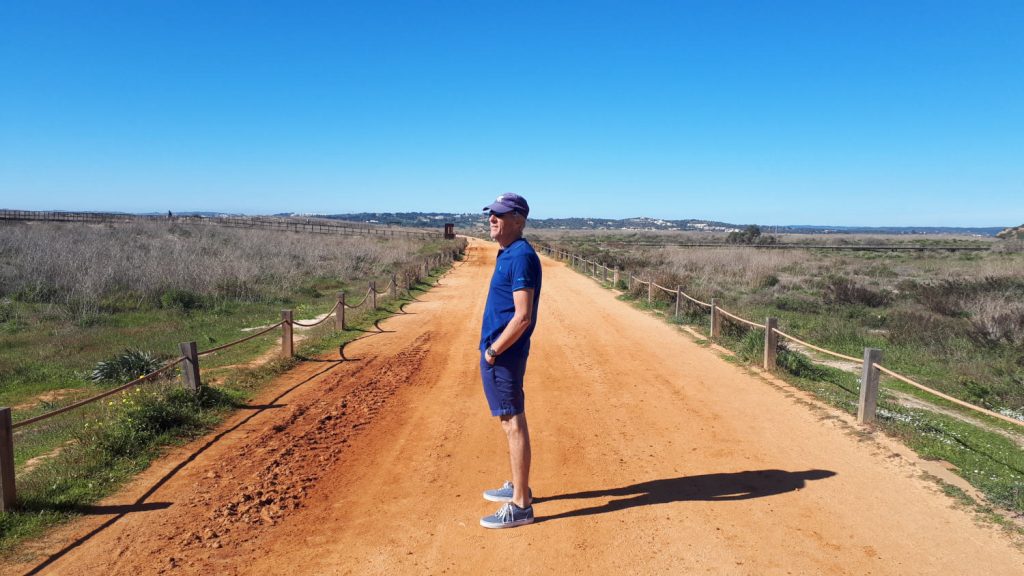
[{"x1": 91, "y1": 349, "x2": 164, "y2": 384}]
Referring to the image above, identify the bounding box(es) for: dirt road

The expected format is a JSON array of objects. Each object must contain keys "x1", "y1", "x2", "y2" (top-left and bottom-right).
[{"x1": 5, "y1": 238, "x2": 1022, "y2": 575}]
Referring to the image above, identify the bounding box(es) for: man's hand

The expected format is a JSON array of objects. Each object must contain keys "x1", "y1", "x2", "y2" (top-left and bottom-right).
[{"x1": 485, "y1": 288, "x2": 534, "y2": 366}]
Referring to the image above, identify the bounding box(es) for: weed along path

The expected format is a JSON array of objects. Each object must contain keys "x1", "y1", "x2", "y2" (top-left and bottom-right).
[{"x1": 4, "y1": 238, "x2": 1022, "y2": 575}]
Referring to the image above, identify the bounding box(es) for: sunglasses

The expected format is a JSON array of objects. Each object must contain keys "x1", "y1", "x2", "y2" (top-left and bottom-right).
[{"x1": 488, "y1": 210, "x2": 520, "y2": 218}]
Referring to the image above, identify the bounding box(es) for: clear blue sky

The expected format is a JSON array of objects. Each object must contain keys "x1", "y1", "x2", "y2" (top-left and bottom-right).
[{"x1": 1, "y1": 1, "x2": 1021, "y2": 226}]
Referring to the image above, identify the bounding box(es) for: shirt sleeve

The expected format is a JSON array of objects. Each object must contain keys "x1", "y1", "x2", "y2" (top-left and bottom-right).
[{"x1": 509, "y1": 252, "x2": 539, "y2": 292}]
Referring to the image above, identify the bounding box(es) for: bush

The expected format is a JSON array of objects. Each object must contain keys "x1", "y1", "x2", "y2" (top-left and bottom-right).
[
  {"x1": 91, "y1": 349, "x2": 165, "y2": 384},
  {"x1": 822, "y1": 276, "x2": 891, "y2": 307},
  {"x1": 86, "y1": 386, "x2": 226, "y2": 459},
  {"x1": 756, "y1": 273, "x2": 780, "y2": 289},
  {"x1": 912, "y1": 280, "x2": 971, "y2": 317},
  {"x1": 967, "y1": 296, "x2": 1024, "y2": 346},
  {"x1": 773, "y1": 294, "x2": 821, "y2": 313},
  {"x1": 726, "y1": 225, "x2": 777, "y2": 245},
  {"x1": 159, "y1": 289, "x2": 203, "y2": 310},
  {"x1": 885, "y1": 309, "x2": 964, "y2": 346}
]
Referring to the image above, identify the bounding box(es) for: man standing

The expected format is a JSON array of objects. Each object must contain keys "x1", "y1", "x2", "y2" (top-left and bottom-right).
[{"x1": 478, "y1": 193, "x2": 542, "y2": 529}]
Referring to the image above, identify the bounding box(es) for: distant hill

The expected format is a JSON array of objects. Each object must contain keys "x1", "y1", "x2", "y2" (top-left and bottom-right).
[
  {"x1": 776, "y1": 224, "x2": 1005, "y2": 236},
  {"x1": 997, "y1": 224, "x2": 1024, "y2": 239},
  {"x1": 308, "y1": 212, "x2": 1005, "y2": 236},
  {"x1": 10, "y1": 209, "x2": 1006, "y2": 236}
]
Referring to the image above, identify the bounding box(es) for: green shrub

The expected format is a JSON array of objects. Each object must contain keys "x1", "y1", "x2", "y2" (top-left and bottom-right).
[
  {"x1": 774, "y1": 294, "x2": 821, "y2": 313},
  {"x1": 159, "y1": 289, "x2": 203, "y2": 310},
  {"x1": 90, "y1": 349, "x2": 164, "y2": 384},
  {"x1": 85, "y1": 386, "x2": 231, "y2": 460}
]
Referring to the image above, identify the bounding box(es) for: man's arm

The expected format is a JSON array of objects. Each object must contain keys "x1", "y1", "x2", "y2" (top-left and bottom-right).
[{"x1": 485, "y1": 288, "x2": 535, "y2": 365}]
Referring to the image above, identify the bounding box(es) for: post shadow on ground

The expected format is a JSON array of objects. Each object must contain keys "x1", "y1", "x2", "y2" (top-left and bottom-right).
[{"x1": 535, "y1": 469, "x2": 836, "y2": 523}]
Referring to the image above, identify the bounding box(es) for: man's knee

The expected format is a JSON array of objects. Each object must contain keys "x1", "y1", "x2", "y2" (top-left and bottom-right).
[{"x1": 500, "y1": 412, "x2": 528, "y2": 435}]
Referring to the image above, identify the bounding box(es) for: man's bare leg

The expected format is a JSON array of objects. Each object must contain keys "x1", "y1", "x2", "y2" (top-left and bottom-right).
[{"x1": 500, "y1": 412, "x2": 532, "y2": 508}]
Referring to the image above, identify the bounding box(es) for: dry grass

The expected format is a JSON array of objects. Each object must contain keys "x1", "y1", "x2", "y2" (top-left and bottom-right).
[
  {"x1": 0, "y1": 220, "x2": 447, "y2": 318},
  {"x1": 535, "y1": 230, "x2": 1024, "y2": 407}
]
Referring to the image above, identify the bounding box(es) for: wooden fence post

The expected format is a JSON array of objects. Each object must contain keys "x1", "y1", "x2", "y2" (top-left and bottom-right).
[
  {"x1": 178, "y1": 341, "x2": 201, "y2": 392},
  {"x1": 0, "y1": 407, "x2": 15, "y2": 512},
  {"x1": 858, "y1": 348, "x2": 883, "y2": 424},
  {"x1": 392, "y1": 274, "x2": 398, "y2": 300},
  {"x1": 613, "y1": 268, "x2": 620, "y2": 287},
  {"x1": 647, "y1": 280, "x2": 653, "y2": 305},
  {"x1": 282, "y1": 310, "x2": 294, "y2": 357},
  {"x1": 764, "y1": 318, "x2": 778, "y2": 371},
  {"x1": 710, "y1": 298, "x2": 721, "y2": 338},
  {"x1": 336, "y1": 292, "x2": 346, "y2": 330},
  {"x1": 628, "y1": 274, "x2": 633, "y2": 292},
  {"x1": 675, "y1": 286, "x2": 682, "y2": 317},
  {"x1": 371, "y1": 282, "x2": 377, "y2": 310}
]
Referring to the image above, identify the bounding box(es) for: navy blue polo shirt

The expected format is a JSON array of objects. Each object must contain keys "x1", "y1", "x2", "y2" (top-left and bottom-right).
[{"x1": 480, "y1": 238, "x2": 542, "y2": 357}]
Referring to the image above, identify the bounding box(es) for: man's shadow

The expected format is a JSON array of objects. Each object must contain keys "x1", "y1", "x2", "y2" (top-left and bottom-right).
[{"x1": 536, "y1": 469, "x2": 835, "y2": 522}]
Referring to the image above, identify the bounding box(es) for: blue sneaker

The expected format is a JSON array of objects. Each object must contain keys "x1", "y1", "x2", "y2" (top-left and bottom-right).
[
  {"x1": 480, "y1": 502, "x2": 534, "y2": 529},
  {"x1": 482, "y1": 481, "x2": 532, "y2": 503}
]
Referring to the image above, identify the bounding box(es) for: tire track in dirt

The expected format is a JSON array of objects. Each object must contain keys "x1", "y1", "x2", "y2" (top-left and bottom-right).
[{"x1": 178, "y1": 333, "x2": 433, "y2": 554}]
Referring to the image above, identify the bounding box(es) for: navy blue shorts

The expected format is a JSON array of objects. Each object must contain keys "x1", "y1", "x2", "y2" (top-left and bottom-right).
[{"x1": 480, "y1": 349, "x2": 529, "y2": 417}]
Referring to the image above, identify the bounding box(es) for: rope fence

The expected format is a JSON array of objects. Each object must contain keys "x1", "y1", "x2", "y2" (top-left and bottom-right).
[
  {"x1": 292, "y1": 302, "x2": 341, "y2": 328},
  {"x1": 652, "y1": 282, "x2": 675, "y2": 295},
  {"x1": 536, "y1": 243, "x2": 1023, "y2": 432},
  {"x1": 0, "y1": 243, "x2": 466, "y2": 511},
  {"x1": 345, "y1": 288, "x2": 373, "y2": 309},
  {"x1": 773, "y1": 329, "x2": 862, "y2": 364},
  {"x1": 11, "y1": 357, "x2": 186, "y2": 430},
  {"x1": 873, "y1": 364, "x2": 1024, "y2": 428},
  {"x1": 198, "y1": 321, "x2": 286, "y2": 356},
  {"x1": 716, "y1": 306, "x2": 767, "y2": 330}
]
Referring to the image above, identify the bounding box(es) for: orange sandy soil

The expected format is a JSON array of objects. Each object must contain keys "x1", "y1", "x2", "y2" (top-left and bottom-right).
[{"x1": 3, "y1": 238, "x2": 1022, "y2": 575}]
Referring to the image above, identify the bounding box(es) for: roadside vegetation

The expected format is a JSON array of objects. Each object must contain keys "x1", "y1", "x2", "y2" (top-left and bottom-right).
[
  {"x1": 0, "y1": 219, "x2": 464, "y2": 553},
  {"x1": 532, "y1": 230, "x2": 1024, "y2": 518}
]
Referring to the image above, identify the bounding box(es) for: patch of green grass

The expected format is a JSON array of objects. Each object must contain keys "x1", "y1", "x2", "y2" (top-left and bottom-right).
[
  {"x1": 1, "y1": 382, "x2": 238, "y2": 552},
  {"x1": 876, "y1": 404, "x2": 1024, "y2": 512},
  {"x1": 0, "y1": 258, "x2": 458, "y2": 556}
]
